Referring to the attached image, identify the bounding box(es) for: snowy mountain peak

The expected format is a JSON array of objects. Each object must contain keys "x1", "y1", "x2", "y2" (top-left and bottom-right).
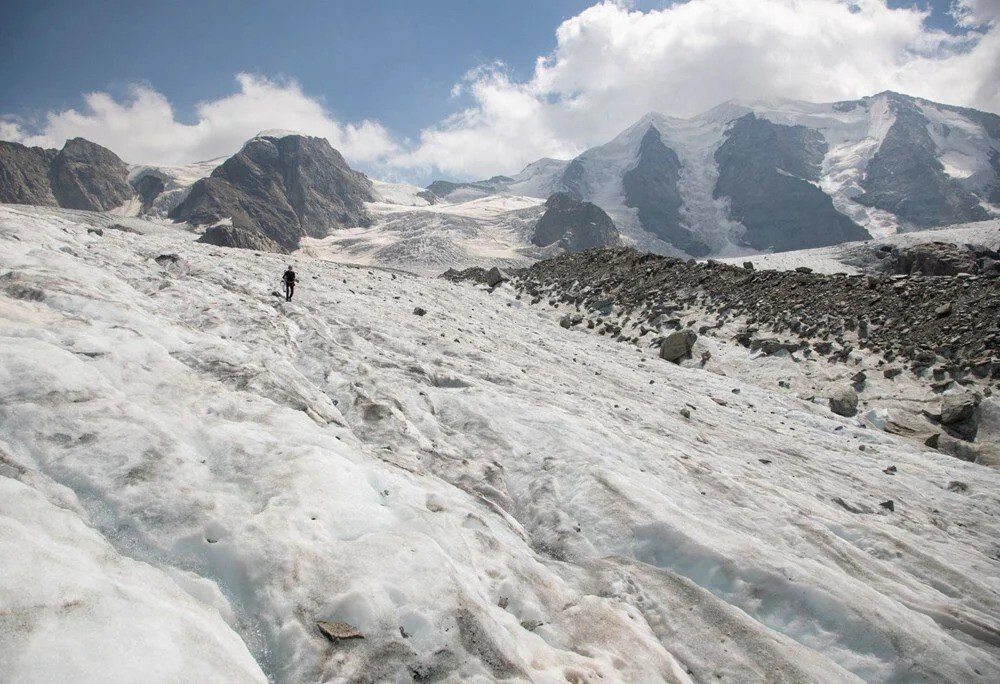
[{"x1": 425, "y1": 91, "x2": 1000, "y2": 258}]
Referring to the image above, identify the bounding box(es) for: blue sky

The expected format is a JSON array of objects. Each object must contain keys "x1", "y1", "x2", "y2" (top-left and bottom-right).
[
  {"x1": 1, "y1": 0, "x2": 603, "y2": 141},
  {"x1": 2, "y1": 0, "x2": 995, "y2": 181}
]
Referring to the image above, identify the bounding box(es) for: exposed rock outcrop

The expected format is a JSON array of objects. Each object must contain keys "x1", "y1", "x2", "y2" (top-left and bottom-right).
[
  {"x1": 713, "y1": 114, "x2": 870, "y2": 251},
  {"x1": 0, "y1": 142, "x2": 58, "y2": 206},
  {"x1": 48, "y1": 138, "x2": 132, "y2": 211},
  {"x1": 0, "y1": 137, "x2": 131, "y2": 211},
  {"x1": 856, "y1": 93, "x2": 991, "y2": 228},
  {"x1": 171, "y1": 134, "x2": 375, "y2": 251},
  {"x1": 196, "y1": 224, "x2": 286, "y2": 253},
  {"x1": 623, "y1": 127, "x2": 708, "y2": 256},
  {"x1": 532, "y1": 193, "x2": 619, "y2": 253},
  {"x1": 885, "y1": 242, "x2": 998, "y2": 277}
]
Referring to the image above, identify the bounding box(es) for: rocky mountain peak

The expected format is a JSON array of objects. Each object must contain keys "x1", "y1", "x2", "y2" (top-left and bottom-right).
[
  {"x1": 531, "y1": 192, "x2": 619, "y2": 252},
  {"x1": 0, "y1": 136, "x2": 131, "y2": 212},
  {"x1": 170, "y1": 133, "x2": 375, "y2": 251}
]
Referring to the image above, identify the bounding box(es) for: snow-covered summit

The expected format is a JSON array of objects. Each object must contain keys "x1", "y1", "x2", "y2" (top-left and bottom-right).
[{"x1": 425, "y1": 92, "x2": 1000, "y2": 258}]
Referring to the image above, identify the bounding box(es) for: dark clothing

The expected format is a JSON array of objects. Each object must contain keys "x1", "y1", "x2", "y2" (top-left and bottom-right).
[{"x1": 282, "y1": 269, "x2": 296, "y2": 301}]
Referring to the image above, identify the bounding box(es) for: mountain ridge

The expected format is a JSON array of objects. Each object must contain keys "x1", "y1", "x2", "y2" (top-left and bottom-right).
[{"x1": 427, "y1": 91, "x2": 1000, "y2": 257}]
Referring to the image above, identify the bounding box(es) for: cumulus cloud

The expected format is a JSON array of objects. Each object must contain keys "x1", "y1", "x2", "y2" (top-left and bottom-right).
[
  {"x1": 395, "y1": 0, "x2": 1000, "y2": 178},
  {"x1": 952, "y1": 0, "x2": 1000, "y2": 27},
  {"x1": 4, "y1": 1, "x2": 998, "y2": 180},
  {"x1": 2, "y1": 73, "x2": 398, "y2": 166}
]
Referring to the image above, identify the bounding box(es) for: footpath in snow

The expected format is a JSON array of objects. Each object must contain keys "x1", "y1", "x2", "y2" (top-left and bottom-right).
[{"x1": 2, "y1": 205, "x2": 1000, "y2": 683}]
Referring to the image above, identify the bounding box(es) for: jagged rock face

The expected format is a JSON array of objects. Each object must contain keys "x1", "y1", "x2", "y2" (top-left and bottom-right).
[
  {"x1": 857, "y1": 95, "x2": 991, "y2": 228},
  {"x1": 622, "y1": 127, "x2": 708, "y2": 256},
  {"x1": 0, "y1": 142, "x2": 58, "y2": 206},
  {"x1": 171, "y1": 135, "x2": 375, "y2": 251},
  {"x1": 48, "y1": 138, "x2": 133, "y2": 211},
  {"x1": 885, "y1": 242, "x2": 999, "y2": 277},
  {"x1": 714, "y1": 114, "x2": 870, "y2": 251},
  {"x1": 133, "y1": 173, "x2": 166, "y2": 214},
  {"x1": 196, "y1": 224, "x2": 286, "y2": 253},
  {"x1": 558, "y1": 159, "x2": 587, "y2": 199},
  {"x1": 1, "y1": 138, "x2": 131, "y2": 211},
  {"x1": 532, "y1": 193, "x2": 619, "y2": 252}
]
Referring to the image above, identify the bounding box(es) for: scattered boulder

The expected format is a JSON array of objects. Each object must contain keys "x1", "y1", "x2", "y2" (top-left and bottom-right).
[
  {"x1": 941, "y1": 391, "x2": 979, "y2": 425},
  {"x1": 413, "y1": 307, "x2": 427, "y2": 316},
  {"x1": 486, "y1": 266, "x2": 509, "y2": 287},
  {"x1": 829, "y1": 387, "x2": 859, "y2": 417},
  {"x1": 660, "y1": 329, "x2": 697, "y2": 362}
]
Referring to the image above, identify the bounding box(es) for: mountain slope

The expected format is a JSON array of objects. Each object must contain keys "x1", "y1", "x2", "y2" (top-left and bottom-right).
[
  {"x1": 0, "y1": 138, "x2": 132, "y2": 212},
  {"x1": 3, "y1": 204, "x2": 1000, "y2": 682},
  {"x1": 427, "y1": 92, "x2": 1000, "y2": 257},
  {"x1": 170, "y1": 133, "x2": 375, "y2": 251}
]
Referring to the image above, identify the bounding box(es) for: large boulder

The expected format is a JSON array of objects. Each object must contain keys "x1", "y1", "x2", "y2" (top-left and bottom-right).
[
  {"x1": 171, "y1": 134, "x2": 375, "y2": 251},
  {"x1": 829, "y1": 387, "x2": 859, "y2": 417},
  {"x1": 532, "y1": 192, "x2": 619, "y2": 253},
  {"x1": 485, "y1": 266, "x2": 509, "y2": 287},
  {"x1": 659, "y1": 329, "x2": 697, "y2": 362},
  {"x1": 941, "y1": 391, "x2": 980, "y2": 425},
  {"x1": 890, "y1": 242, "x2": 982, "y2": 276}
]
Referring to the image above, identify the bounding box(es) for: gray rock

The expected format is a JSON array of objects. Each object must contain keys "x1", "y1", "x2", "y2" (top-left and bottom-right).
[
  {"x1": 532, "y1": 192, "x2": 619, "y2": 252},
  {"x1": 855, "y1": 93, "x2": 990, "y2": 228},
  {"x1": 829, "y1": 387, "x2": 859, "y2": 417},
  {"x1": 750, "y1": 338, "x2": 800, "y2": 355},
  {"x1": 197, "y1": 224, "x2": 286, "y2": 253},
  {"x1": 622, "y1": 126, "x2": 709, "y2": 256},
  {"x1": 171, "y1": 134, "x2": 374, "y2": 251},
  {"x1": 49, "y1": 138, "x2": 132, "y2": 211},
  {"x1": 425, "y1": 175, "x2": 514, "y2": 200},
  {"x1": 713, "y1": 114, "x2": 870, "y2": 251},
  {"x1": 0, "y1": 141, "x2": 58, "y2": 206},
  {"x1": 660, "y1": 329, "x2": 697, "y2": 362},
  {"x1": 486, "y1": 266, "x2": 508, "y2": 287},
  {"x1": 413, "y1": 307, "x2": 427, "y2": 316},
  {"x1": 941, "y1": 391, "x2": 979, "y2": 425},
  {"x1": 0, "y1": 137, "x2": 131, "y2": 211}
]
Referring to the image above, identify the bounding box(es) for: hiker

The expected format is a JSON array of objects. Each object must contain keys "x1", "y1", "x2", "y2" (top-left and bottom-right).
[{"x1": 282, "y1": 265, "x2": 296, "y2": 301}]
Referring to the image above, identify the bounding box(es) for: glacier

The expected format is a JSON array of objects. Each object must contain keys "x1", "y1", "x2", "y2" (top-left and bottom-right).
[{"x1": 2, "y1": 204, "x2": 1000, "y2": 682}]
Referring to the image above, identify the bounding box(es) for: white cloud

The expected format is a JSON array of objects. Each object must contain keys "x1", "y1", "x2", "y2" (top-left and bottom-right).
[
  {"x1": 2, "y1": 73, "x2": 398, "y2": 166},
  {"x1": 3, "y1": 1, "x2": 998, "y2": 181},
  {"x1": 952, "y1": 0, "x2": 1000, "y2": 27},
  {"x1": 394, "y1": 0, "x2": 1000, "y2": 178}
]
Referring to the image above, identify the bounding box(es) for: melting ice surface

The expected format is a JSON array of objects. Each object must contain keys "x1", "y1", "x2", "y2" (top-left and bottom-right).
[{"x1": 2, "y1": 205, "x2": 1000, "y2": 682}]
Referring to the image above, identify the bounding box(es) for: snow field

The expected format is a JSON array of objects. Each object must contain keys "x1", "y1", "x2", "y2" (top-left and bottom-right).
[{"x1": 2, "y1": 204, "x2": 1000, "y2": 682}]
